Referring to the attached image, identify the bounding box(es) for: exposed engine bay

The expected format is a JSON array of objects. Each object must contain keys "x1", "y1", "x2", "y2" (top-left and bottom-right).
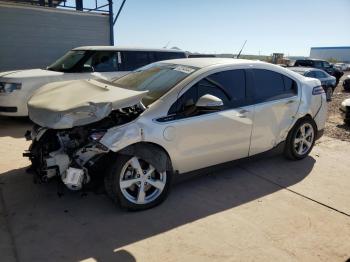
[{"x1": 24, "y1": 106, "x2": 143, "y2": 190}]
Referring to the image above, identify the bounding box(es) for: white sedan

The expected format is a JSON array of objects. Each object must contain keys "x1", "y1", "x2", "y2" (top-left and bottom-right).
[{"x1": 25, "y1": 58, "x2": 327, "y2": 210}]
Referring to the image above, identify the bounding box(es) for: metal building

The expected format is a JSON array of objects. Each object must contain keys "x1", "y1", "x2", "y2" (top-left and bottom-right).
[
  {"x1": 310, "y1": 46, "x2": 350, "y2": 63},
  {"x1": 0, "y1": 0, "x2": 126, "y2": 71}
]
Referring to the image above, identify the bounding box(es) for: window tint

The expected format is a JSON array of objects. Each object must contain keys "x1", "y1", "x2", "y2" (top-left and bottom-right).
[
  {"x1": 305, "y1": 71, "x2": 316, "y2": 78},
  {"x1": 313, "y1": 61, "x2": 322, "y2": 68},
  {"x1": 206, "y1": 70, "x2": 246, "y2": 108},
  {"x1": 322, "y1": 61, "x2": 330, "y2": 68},
  {"x1": 283, "y1": 75, "x2": 298, "y2": 95},
  {"x1": 253, "y1": 69, "x2": 297, "y2": 103},
  {"x1": 169, "y1": 70, "x2": 246, "y2": 116},
  {"x1": 155, "y1": 52, "x2": 186, "y2": 61},
  {"x1": 169, "y1": 78, "x2": 230, "y2": 116},
  {"x1": 315, "y1": 71, "x2": 326, "y2": 78},
  {"x1": 121, "y1": 51, "x2": 150, "y2": 71},
  {"x1": 85, "y1": 51, "x2": 117, "y2": 72},
  {"x1": 295, "y1": 60, "x2": 312, "y2": 67}
]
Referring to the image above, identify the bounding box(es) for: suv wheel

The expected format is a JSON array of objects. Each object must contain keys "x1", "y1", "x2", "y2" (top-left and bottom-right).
[
  {"x1": 325, "y1": 87, "x2": 333, "y2": 101},
  {"x1": 284, "y1": 118, "x2": 317, "y2": 160},
  {"x1": 105, "y1": 154, "x2": 172, "y2": 211}
]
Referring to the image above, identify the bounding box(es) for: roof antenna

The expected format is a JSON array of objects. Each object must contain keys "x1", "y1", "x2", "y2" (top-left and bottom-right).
[
  {"x1": 163, "y1": 41, "x2": 171, "y2": 49},
  {"x1": 236, "y1": 40, "x2": 247, "y2": 59}
]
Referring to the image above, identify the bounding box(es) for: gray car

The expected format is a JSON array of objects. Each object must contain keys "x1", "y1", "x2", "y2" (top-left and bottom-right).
[{"x1": 289, "y1": 67, "x2": 336, "y2": 101}]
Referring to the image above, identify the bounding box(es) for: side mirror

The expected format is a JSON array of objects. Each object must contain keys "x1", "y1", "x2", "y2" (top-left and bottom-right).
[
  {"x1": 83, "y1": 65, "x2": 94, "y2": 72},
  {"x1": 195, "y1": 94, "x2": 223, "y2": 110}
]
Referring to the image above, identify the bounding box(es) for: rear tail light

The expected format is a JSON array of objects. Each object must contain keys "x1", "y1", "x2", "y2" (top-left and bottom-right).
[{"x1": 312, "y1": 86, "x2": 324, "y2": 95}]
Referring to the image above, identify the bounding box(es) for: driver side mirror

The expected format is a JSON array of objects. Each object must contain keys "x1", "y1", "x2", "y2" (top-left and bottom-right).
[
  {"x1": 83, "y1": 64, "x2": 94, "y2": 72},
  {"x1": 195, "y1": 94, "x2": 223, "y2": 110}
]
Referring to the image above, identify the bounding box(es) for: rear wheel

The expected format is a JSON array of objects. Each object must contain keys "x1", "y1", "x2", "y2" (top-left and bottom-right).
[
  {"x1": 104, "y1": 154, "x2": 172, "y2": 211},
  {"x1": 284, "y1": 118, "x2": 316, "y2": 160},
  {"x1": 325, "y1": 87, "x2": 333, "y2": 101}
]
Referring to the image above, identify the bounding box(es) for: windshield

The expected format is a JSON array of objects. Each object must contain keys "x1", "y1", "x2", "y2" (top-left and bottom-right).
[
  {"x1": 47, "y1": 50, "x2": 88, "y2": 72},
  {"x1": 111, "y1": 63, "x2": 198, "y2": 106}
]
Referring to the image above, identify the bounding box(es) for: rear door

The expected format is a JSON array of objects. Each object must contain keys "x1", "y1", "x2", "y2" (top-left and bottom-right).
[{"x1": 249, "y1": 69, "x2": 299, "y2": 155}]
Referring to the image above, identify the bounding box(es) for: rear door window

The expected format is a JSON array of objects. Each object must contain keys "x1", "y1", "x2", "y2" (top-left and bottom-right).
[{"x1": 253, "y1": 69, "x2": 297, "y2": 103}]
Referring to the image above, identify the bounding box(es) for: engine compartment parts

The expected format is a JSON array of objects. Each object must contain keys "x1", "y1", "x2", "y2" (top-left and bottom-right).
[
  {"x1": 61, "y1": 167, "x2": 87, "y2": 190},
  {"x1": 24, "y1": 105, "x2": 143, "y2": 190}
]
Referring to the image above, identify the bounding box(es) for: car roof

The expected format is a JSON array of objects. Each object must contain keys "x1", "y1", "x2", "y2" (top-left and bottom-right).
[
  {"x1": 159, "y1": 58, "x2": 264, "y2": 69},
  {"x1": 289, "y1": 67, "x2": 316, "y2": 72},
  {"x1": 288, "y1": 67, "x2": 326, "y2": 74},
  {"x1": 296, "y1": 58, "x2": 325, "y2": 62},
  {"x1": 73, "y1": 46, "x2": 185, "y2": 53}
]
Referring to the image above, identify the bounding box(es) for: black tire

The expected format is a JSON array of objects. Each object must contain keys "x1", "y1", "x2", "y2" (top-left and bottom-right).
[
  {"x1": 284, "y1": 117, "x2": 317, "y2": 160},
  {"x1": 104, "y1": 153, "x2": 172, "y2": 211},
  {"x1": 325, "y1": 86, "x2": 333, "y2": 101}
]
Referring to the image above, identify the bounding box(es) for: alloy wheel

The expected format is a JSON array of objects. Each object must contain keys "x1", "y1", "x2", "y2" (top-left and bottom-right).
[
  {"x1": 293, "y1": 123, "x2": 314, "y2": 156},
  {"x1": 119, "y1": 157, "x2": 167, "y2": 205}
]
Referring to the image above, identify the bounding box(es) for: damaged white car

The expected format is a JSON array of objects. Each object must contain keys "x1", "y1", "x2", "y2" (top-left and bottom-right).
[{"x1": 24, "y1": 58, "x2": 327, "y2": 210}]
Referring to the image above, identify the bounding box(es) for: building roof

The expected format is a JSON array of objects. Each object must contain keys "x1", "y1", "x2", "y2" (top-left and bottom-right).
[
  {"x1": 311, "y1": 46, "x2": 350, "y2": 50},
  {"x1": 73, "y1": 46, "x2": 186, "y2": 53}
]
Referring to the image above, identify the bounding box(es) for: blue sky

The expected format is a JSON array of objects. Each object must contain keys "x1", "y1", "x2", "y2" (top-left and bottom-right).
[{"x1": 68, "y1": 0, "x2": 350, "y2": 56}]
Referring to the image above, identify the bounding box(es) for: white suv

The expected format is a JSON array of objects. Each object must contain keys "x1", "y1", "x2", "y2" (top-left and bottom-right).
[
  {"x1": 0, "y1": 46, "x2": 186, "y2": 116},
  {"x1": 25, "y1": 58, "x2": 327, "y2": 210}
]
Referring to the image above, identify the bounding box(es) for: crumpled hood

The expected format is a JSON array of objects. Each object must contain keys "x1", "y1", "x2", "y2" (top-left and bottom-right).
[
  {"x1": 0, "y1": 69, "x2": 63, "y2": 80},
  {"x1": 28, "y1": 79, "x2": 148, "y2": 129}
]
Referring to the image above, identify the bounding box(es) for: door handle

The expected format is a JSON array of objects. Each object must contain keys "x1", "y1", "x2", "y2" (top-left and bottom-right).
[
  {"x1": 239, "y1": 109, "x2": 250, "y2": 114},
  {"x1": 238, "y1": 109, "x2": 249, "y2": 118},
  {"x1": 285, "y1": 100, "x2": 295, "y2": 104}
]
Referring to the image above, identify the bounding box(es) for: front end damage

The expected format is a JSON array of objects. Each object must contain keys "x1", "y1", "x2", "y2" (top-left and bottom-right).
[
  {"x1": 24, "y1": 78, "x2": 148, "y2": 190},
  {"x1": 24, "y1": 106, "x2": 143, "y2": 190}
]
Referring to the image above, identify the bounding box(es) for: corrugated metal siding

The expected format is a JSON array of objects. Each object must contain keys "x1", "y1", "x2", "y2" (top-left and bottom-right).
[
  {"x1": 310, "y1": 47, "x2": 350, "y2": 63},
  {"x1": 0, "y1": 2, "x2": 110, "y2": 71}
]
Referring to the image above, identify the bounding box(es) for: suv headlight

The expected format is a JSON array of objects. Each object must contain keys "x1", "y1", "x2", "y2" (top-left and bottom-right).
[{"x1": 0, "y1": 82, "x2": 22, "y2": 94}]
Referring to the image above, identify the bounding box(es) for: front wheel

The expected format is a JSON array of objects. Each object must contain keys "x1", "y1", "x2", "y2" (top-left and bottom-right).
[
  {"x1": 284, "y1": 118, "x2": 317, "y2": 160},
  {"x1": 104, "y1": 154, "x2": 172, "y2": 211}
]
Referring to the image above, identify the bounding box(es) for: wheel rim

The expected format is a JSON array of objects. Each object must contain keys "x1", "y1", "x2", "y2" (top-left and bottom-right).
[
  {"x1": 119, "y1": 157, "x2": 167, "y2": 205},
  {"x1": 293, "y1": 123, "x2": 314, "y2": 156}
]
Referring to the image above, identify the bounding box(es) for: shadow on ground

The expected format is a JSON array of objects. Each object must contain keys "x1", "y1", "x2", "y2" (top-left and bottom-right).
[
  {"x1": 0, "y1": 154, "x2": 315, "y2": 262},
  {"x1": 0, "y1": 116, "x2": 32, "y2": 138}
]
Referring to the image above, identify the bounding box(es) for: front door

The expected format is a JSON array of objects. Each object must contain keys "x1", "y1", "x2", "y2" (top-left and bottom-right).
[{"x1": 166, "y1": 69, "x2": 254, "y2": 173}]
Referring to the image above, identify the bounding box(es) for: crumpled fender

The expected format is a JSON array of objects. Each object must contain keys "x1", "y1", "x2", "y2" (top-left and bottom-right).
[{"x1": 100, "y1": 122, "x2": 143, "y2": 152}]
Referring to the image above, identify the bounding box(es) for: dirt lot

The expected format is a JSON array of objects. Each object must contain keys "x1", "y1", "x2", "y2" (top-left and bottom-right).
[
  {"x1": 325, "y1": 72, "x2": 350, "y2": 141},
  {"x1": 0, "y1": 115, "x2": 350, "y2": 261}
]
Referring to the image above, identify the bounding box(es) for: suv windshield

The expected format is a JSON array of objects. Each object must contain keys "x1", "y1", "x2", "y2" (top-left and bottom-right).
[
  {"x1": 47, "y1": 50, "x2": 118, "y2": 73},
  {"x1": 112, "y1": 63, "x2": 198, "y2": 106},
  {"x1": 47, "y1": 50, "x2": 89, "y2": 72}
]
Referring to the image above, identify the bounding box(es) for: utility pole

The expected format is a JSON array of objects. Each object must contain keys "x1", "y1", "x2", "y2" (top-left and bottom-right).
[{"x1": 108, "y1": 0, "x2": 127, "y2": 46}]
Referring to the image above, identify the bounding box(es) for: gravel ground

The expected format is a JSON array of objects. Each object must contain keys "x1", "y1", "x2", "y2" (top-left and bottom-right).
[{"x1": 324, "y1": 72, "x2": 350, "y2": 141}]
